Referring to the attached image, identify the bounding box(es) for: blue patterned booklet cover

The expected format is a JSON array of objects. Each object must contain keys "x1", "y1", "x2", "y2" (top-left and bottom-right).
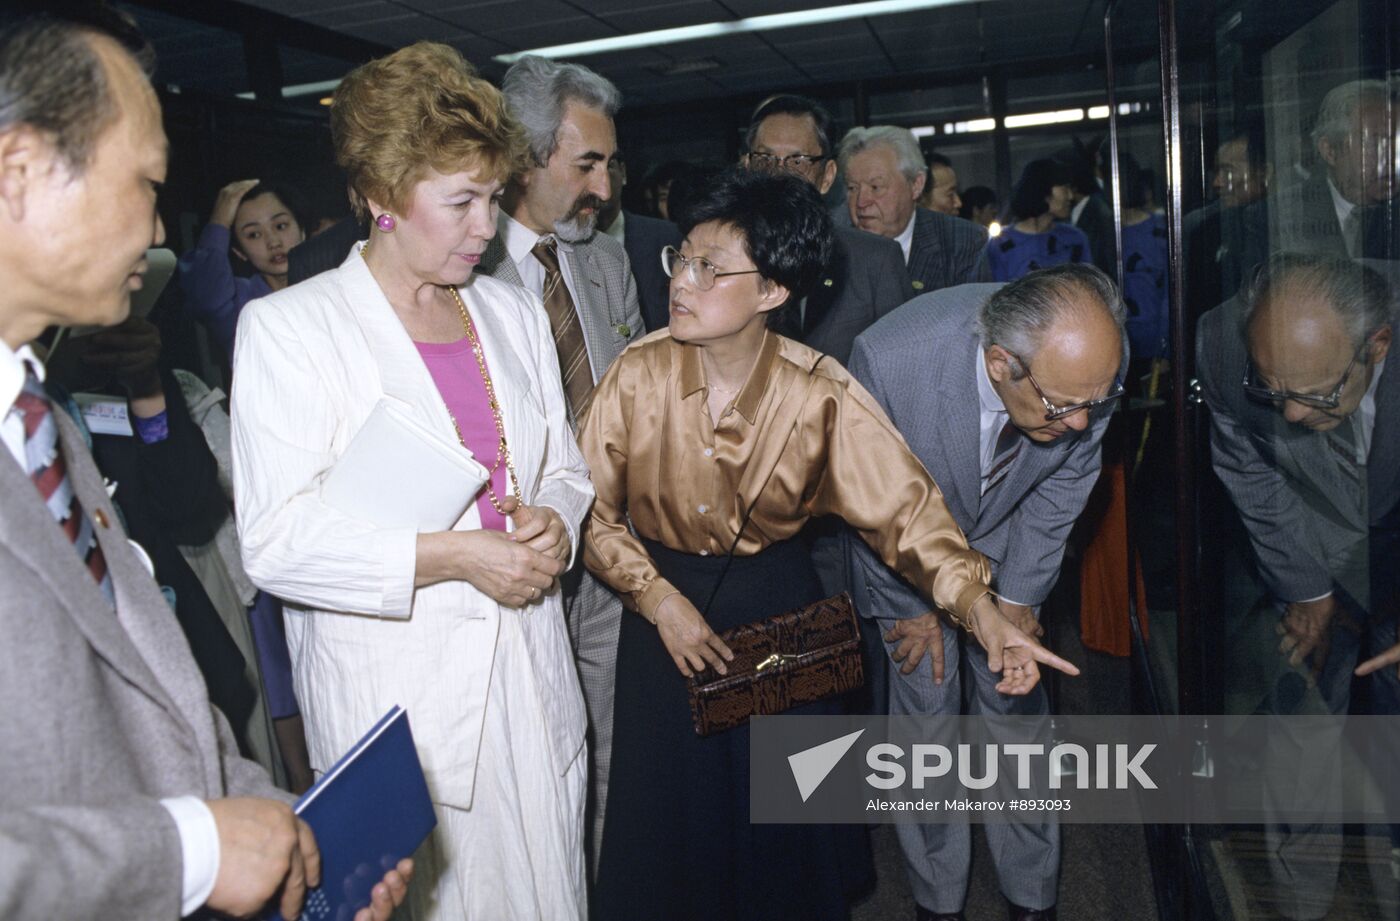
[{"x1": 268, "y1": 705, "x2": 436, "y2": 921}]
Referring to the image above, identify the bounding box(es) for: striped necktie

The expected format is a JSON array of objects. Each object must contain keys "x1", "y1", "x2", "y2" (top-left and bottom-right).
[
  {"x1": 532, "y1": 237, "x2": 595, "y2": 424},
  {"x1": 983, "y1": 418, "x2": 1023, "y2": 494},
  {"x1": 14, "y1": 370, "x2": 115, "y2": 605}
]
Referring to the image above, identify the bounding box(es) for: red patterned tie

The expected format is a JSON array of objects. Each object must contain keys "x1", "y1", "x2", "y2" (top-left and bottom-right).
[{"x1": 14, "y1": 370, "x2": 114, "y2": 605}]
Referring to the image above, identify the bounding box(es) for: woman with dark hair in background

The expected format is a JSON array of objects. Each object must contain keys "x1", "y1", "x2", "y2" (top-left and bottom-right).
[
  {"x1": 178, "y1": 179, "x2": 306, "y2": 360},
  {"x1": 986, "y1": 158, "x2": 1092, "y2": 282},
  {"x1": 580, "y1": 168, "x2": 1076, "y2": 921},
  {"x1": 1115, "y1": 152, "x2": 1170, "y2": 362}
]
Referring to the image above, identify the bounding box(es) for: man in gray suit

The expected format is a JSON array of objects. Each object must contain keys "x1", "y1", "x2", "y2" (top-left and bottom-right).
[
  {"x1": 741, "y1": 95, "x2": 913, "y2": 365},
  {"x1": 848, "y1": 265, "x2": 1127, "y2": 921},
  {"x1": 839, "y1": 125, "x2": 992, "y2": 296},
  {"x1": 487, "y1": 55, "x2": 643, "y2": 873},
  {"x1": 0, "y1": 15, "x2": 409, "y2": 920},
  {"x1": 1197, "y1": 254, "x2": 1397, "y2": 920}
]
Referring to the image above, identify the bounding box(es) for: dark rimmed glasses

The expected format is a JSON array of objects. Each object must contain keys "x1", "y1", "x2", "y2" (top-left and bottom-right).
[
  {"x1": 1005, "y1": 349, "x2": 1125, "y2": 420},
  {"x1": 662, "y1": 246, "x2": 761, "y2": 292},
  {"x1": 1242, "y1": 348, "x2": 1364, "y2": 410},
  {"x1": 745, "y1": 151, "x2": 827, "y2": 171}
]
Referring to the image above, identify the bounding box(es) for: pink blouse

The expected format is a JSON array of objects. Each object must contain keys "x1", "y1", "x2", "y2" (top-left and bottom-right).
[{"x1": 415, "y1": 337, "x2": 509, "y2": 531}]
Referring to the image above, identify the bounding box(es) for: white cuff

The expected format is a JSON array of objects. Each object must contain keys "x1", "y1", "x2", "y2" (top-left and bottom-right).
[
  {"x1": 996, "y1": 595, "x2": 1036, "y2": 609},
  {"x1": 1291, "y1": 591, "x2": 1334, "y2": 604},
  {"x1": 159, "y1": 796, "x2": 220, "y2": 916}
]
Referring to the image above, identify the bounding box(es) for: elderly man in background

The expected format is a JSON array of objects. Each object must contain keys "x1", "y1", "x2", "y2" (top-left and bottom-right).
[
  {"x1": 484, "y1": 54, "x2": 644, "y2": 875},
  {"x1": 0, "y1": 13, "x2": 410, "y2": 920},
  {"x1": 849, "y1": 265, "x2": 1128, "y2": 921},
  {"x1": 840, "y1": 124, "x2": 991, "y2": 295},
  {"x1": 741, "y1": 94, "x2": 912, "y2": 364}
]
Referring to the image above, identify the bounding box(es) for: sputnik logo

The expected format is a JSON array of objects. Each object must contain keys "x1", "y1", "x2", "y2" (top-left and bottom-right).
[{"x1": 788, "y1": 729, "x2": 865, "y2": 802}]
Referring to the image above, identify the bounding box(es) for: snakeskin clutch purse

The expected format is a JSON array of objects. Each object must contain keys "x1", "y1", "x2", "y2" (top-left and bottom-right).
[{"x1": 686, "y1": 592, "x2": 865, "y2": 737}]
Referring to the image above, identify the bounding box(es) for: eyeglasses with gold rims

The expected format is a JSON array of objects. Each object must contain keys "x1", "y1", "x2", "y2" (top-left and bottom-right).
[
  {"x1": 1242, "y1": 346, "x2": 1366, "y2": 410},
  {"x1": 661, "y1": 246, "x2": 762, "y2": 292},
  {"x1": 1003, "y1": 349, "x2": 1125, "y2": 421},
  {"x1": 745, "y1": 151, "x2": 827, "y2": 171}
]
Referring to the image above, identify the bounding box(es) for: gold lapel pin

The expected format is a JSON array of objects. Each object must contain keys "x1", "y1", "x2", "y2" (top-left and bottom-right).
[
  {"x1": 616, "y1": 323, "x2": 631, "y2": 338},
  {"x1": 823, "y1": 278, "x2": 833, "y2": 287},
  {"x1": 912, "y1": 280, "x2": 925, "y2": 290},
  {"x1": 94, "y1": 509, "x2": 110, "y2": 529}
]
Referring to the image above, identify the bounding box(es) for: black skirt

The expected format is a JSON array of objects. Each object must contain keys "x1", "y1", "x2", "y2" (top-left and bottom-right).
[{"x1": 593, "y1": 537, "x2": 871, "y2": 921}]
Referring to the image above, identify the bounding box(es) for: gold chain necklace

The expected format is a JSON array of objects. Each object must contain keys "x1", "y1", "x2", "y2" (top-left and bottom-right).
[{"x1": 446, "y1": 285, "x2": 522, "y2": 515}]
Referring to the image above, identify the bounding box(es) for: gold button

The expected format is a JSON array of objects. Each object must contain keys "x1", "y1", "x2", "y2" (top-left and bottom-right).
[{"x1": 94, "y1": 509, "x2": 109, "y2": 528}]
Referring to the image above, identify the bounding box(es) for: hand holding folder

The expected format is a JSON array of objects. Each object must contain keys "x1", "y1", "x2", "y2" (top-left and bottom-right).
[{"x1": 267, "y1": 706, "x2": 436, "y2": 921}]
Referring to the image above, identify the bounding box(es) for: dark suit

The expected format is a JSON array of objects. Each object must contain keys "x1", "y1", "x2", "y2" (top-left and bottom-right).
[
  {"x1": 1270, "y1": 172, "x2": 1399, "y2": 261},
  {"x1": 287, "y1": 216, "x2": 362, "y2": 286},
  {"x1": 617, "y1": 211, "x2": 682, "y2": 334},
  {"x1": 907, "y1": 208, "x2": 992, "y2": 295},
  {"x1": 800, "y1": 226, "x2": 912, "y2": 366},
  {"x1": 0, "y1": 402, "x2": 282, "y2": 919}
]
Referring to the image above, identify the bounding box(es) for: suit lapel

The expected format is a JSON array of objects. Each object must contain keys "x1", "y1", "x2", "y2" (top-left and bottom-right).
[
  {"x1": 0, "y1": 414, "x2": 194, "y2": 732},
  {"x1": 335, "y1": 251, "x2": 469, "y2": 454},
  {"x1": 906, "y1": 212, "x2": 941, "y2": 292},
  {"x1": 801, "y1": 233, "x2": 846, "y2": 336},
  {"x1": 459, "y1": 281, "x2": 539, "y2": 501},
  {"x1": 563, "y1": 242, "x2": 614, "y2": 383},
  {"x1": 1369, "y1": 358, "x2": 1399, "y2": 517},
  {"x1": 936, "y1": 345, "x2": 983, "y2": 524}
]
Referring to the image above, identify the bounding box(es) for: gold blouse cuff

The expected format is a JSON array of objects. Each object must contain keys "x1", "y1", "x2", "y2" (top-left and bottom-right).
[
  {"x1": 952, "y1": 583, "x2": 994, "y2": 630},
  {"x1": 638, "y1": 578, "x2": 683, "y2": 624}
]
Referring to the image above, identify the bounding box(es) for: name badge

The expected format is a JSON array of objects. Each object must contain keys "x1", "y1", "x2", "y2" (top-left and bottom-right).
[{"x1": 73, "y1": 393, "x2": 133, "y2": 437}]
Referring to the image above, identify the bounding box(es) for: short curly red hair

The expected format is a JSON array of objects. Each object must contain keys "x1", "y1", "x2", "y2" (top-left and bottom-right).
[{"x1": 331, "y1": 42, "x2": 525, "y2": 221}]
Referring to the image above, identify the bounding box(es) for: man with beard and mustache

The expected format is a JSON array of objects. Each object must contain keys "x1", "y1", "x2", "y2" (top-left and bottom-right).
[{"x1": 481, "y1": 54, "x2": 644, "y2": 879}]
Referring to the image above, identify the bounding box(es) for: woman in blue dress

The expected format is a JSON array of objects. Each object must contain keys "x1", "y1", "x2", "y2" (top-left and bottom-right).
[{"x1": 986, "y1": 158, "x2": 1092, "y2": 281}]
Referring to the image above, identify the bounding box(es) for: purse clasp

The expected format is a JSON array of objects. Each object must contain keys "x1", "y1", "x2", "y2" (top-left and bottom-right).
[{"x1": 755, "y1": 652, "x2": 799, "y2": 672}]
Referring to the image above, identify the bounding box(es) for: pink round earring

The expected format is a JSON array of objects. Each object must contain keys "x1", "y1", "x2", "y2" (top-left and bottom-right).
[{"x1": 375, "y1": 213, "x2": 396, "y2": 232}]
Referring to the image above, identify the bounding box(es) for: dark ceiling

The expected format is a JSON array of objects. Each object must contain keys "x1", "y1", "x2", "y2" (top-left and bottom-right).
[{"x1": 119, "y1": 0, "x2": 1165, "y2": 110}]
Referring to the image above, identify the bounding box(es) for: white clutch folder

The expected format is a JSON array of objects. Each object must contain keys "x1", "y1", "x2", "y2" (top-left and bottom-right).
[{"x1": 321, "y1": 399, "x2": 490, "y2": 532}]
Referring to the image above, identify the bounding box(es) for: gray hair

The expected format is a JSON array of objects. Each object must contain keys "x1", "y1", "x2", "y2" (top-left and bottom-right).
[
  {"x1": 976, "y1": 263, "x2": 1127, "y2": 378},
  {"x1": 0, "y1": 15, "x2": 152, "y2": 172},
  {"x1": 1312, "y1": 79, "x2": 1389, "y2": 144},
  {"x1": 501, "y1": 55, "x2": 621, "y2": 167},
  {"x1": 837, "y1": 125, "x2": 926, "y2": 183},
  {"x1": 1241, "y1": 253, "x2": 1392, "y2": 350}
]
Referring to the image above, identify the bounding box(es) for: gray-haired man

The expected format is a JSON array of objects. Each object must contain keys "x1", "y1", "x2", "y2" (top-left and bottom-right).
[
  {"x1": 848, "y1": 265, "x2": 1127, "y2": 921},
  {"x1": 482, "y1": 55, "x2": 643, "y2": 873},
  {"x1": 839, "y1": 125, "x2": 991, "y2": 294}
]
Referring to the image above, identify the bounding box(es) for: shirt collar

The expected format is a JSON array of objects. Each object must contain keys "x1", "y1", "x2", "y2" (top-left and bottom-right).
[
  {"x1": 1071, "y1": 195, "x2": 1090, "y2": 226},
  {"x1": 975, "y1": 344, "x2": 1006, "y2": 415},
  {"x1": 1327, "y1": 177, "x2": 1356, "y2": 226},
  {"x1": 500, "y1": 211, "x2": 572, "y2": 267},
  {"x1": 678, "y1": 328, "x2": 780, "y2": 425},
  {"x1": 895, "y1": 210, "x2": 918, "y2": 263},
  {"x1": 1, "y1": 339, "x2": 43, "y2": 420}
]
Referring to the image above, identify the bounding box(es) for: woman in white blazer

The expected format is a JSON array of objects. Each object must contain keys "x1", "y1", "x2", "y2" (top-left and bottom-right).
[{"x1": 230, "y1": 43, "x2": 593, "y2": 920}]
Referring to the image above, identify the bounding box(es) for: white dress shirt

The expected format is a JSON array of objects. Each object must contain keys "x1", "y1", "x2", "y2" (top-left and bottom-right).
[
  {"x1": 1, "y1": 339, "x2": 218, "y2": 916},
  {"x1": 894, "y1": 211, "x2": 917, "y2": 264},
  {"x1": 500, "y1": 211, "x2": 587, "y2": 309},
  {"x1": 604, "y1": 209, "x2": 626, "y2": 244}
]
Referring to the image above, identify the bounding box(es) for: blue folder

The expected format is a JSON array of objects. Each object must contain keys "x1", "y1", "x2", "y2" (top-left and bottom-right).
[{"x1": 269, "y1": 705, "x2": 436, "y2": 921}]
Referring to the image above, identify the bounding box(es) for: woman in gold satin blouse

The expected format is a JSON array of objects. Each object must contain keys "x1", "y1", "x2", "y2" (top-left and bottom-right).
[{"x1": 579, "y1": 169, "x2": 1077, "y2": 921}]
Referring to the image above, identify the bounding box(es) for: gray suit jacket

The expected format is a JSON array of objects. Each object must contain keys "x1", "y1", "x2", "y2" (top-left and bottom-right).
[
  {"x1": 480, "y1": 223, "x2": 644, "y2": 398},
  {"x1": 846, "y1": 284, "x2": 1116, "y2": 619},
  {"x1": 800, "y1": 226, "x2": 913, "y2": 366},
  {"x1": 1197, "y1": 295, "x2": 1400, "y2": 607},
  {"x1": 0, "y1": 408, "x2": 278, "y2": 919},
  {"x1": 907, "y1": 208, "x2": 992, "y2": 295}
]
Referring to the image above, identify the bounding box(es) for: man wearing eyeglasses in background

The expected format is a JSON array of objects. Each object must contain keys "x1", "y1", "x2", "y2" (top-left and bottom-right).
[
  {"x1": 1197, "y1": 254, "x2": 1397, "y2": 921},
  {"x1": 846, "y1": 264, "x2": 1127, "y2": 921},
  {"x1": 741, "y1": 94, "x2": 912, "y2": 366}
]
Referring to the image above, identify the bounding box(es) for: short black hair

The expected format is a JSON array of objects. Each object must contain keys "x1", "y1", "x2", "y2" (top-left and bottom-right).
[
  {"x1": 925, "y1": 150, "x2": 952, "y2": 169},
  {"x1": 1010, "y1": 158, "x2": 1073, "y2": 220},
  {"x1": 745, "y1": 94, "x2": 836, "y2": 160},
  {"x1": 959, "y1": 185, "x2": 998, "y2": 219},
  {"x1": 678, "y1": 168, "x2": 834, "y2": 329}
]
